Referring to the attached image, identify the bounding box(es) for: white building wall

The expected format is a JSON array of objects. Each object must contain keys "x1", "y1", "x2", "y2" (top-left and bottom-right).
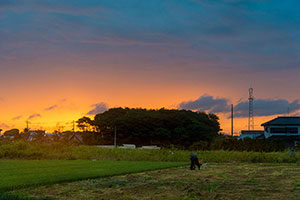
[
  {"x1": 238, "y1": 134, "x2": 259, "y2": 140},
  {"x1": 264, "y1": 126, "x2": 300, "y2": 139}
]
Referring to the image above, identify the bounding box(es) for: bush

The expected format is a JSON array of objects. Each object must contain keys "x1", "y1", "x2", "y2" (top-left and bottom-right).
[
  {"x1": 189, "y1": 137, "x2": 286, "y2": 152},
  {"x1": 0, "y1": 141, "x2": 300, "y2": 163}
]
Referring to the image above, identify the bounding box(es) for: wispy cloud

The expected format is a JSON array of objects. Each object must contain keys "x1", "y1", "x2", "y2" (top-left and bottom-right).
[
  {"x1": 234, "y1": 99, "x2": 300, "y2": 117},
  {"x1": 179, "y1": 94, "x2": 300, "y2": 118},
  {"x1": 12, "y1": 115, "x2": 22, "y2": 121},
  {"x1": 81, "y1": 33, "x2": 187, "y2": 47},
  {"x1": 59, "y1": 98, "x2": 67, "y2": 103},
  {"x1": 28, "y1": 113, "x2": 42, "y2": 120},
  {"x1": 44, "y1": 99, "x2": 68, "y2": 111},
  {"x1": 178, "y1": 95, "x2": 230, "y2": 113},
  {"x1": 44, "y1": 104, "x2": 58, "y2": 111},
  {"x1": 1, "y1": 0, "x2": 300, "y2": 73},
  {"x1": 87, "y1": 102, "x2": 108, "y2": 115},
  {"x1": 0, "y1": 123, "x2": 10, "y2": 129}
]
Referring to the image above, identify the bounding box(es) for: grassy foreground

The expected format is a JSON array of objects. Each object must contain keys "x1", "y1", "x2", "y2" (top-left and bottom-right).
[
  {"x1": 7, "y1": 163, "x2": 300, "y2": 200},
  {"x1": 0, "y1": 160, "x2": 186, "y2": 192},
  {"x1": 1, "y1": 141, "x2": 300, "y2": 163}
]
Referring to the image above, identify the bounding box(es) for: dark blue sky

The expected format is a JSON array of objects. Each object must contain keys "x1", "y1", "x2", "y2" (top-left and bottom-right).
[{"x1": 1, "y1": 0, "x2": 300, "y2": 71}]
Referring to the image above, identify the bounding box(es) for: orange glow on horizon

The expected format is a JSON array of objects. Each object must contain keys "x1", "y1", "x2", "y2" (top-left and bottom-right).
[{"x1": 0, "y1": 63, "x2": 293, "y2": 135}]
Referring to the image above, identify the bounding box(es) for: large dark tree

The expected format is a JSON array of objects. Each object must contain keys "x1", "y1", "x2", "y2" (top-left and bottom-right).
[
  {"x1": 2, "y1": 129, "x2": 21, "y2": 140},
  {"x1": 3, "y1": 129, "x2": 20, "y2": 137},
  {"x1": 90, "y1": 108, "x2": 220, "y2": 146},
  {"x1": 76, "y1": 116, "x2": 93, "y2": 132}
]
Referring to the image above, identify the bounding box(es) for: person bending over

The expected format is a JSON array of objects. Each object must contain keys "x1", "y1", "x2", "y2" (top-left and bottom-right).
[{"x1": 190, "y1": 153, "x2": 201, "y2": 170}]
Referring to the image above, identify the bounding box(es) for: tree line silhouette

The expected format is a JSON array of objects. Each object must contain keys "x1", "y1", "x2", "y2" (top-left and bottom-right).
[
  {"x1": 77, "y1": 108, "x2": 220, "y2": 146},
  {"x1": 0, "y1": 108, "x2": 287, "y2": 151}
]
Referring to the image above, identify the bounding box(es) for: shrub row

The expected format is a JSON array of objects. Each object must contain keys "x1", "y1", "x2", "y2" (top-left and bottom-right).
[{"x1": 0, "y1": 141, "x2": 300, "y2": 163}]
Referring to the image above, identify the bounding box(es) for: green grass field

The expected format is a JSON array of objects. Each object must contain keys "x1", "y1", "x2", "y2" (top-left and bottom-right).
[
  {"x1": 0, "y1": 160, "x2": 187, "y2": 192},
  {"x1": 2, "y1": 142, "x2": 300, "y2": 199},
  {"x1": 6, "y1": 163, "x2": 300, "y2": 200}
]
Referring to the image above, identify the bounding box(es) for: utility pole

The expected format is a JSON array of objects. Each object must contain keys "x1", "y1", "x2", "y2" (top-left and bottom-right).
[
  {"x1": 114, "y1": 126, "x2": 117, "y2": 148},
  {"x1": 231, "y1": 104, "x2": 234, "y2": 136},
  {"x1": 72, "y1": 121, "x2": 75, "y2": 133},
  {"x1": 26, "y1": 120, "x2": 29, "y2": 130}
]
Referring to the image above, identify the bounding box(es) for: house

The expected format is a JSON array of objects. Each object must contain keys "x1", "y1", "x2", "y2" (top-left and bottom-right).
[
  {"x1": 27, "y1": 130, "x2": 46, "y2": 141},
  {"x1": 238, "y1": 130, "x2": 264, "y2": 140},
  {"x1": 45, "y1": 133, "x2": 59, "y2": 142},
  {"x1": 2, "y1": 129, "x2": 20, "y2": 141},
  {"x1": 261, "y1": 116, "x2": 300, "y2": 147},
  {"x1": 68, "y1": 134, "x2": 83, "y2": 144}
]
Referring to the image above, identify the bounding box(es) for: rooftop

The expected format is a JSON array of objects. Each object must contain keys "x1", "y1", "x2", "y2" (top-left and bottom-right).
[
  {"x1": 241, "y1": 130, "x2": 264, "y2": 135},
  {"x1": 261, "y1": 116, "x2": 300, "y2": 126}
]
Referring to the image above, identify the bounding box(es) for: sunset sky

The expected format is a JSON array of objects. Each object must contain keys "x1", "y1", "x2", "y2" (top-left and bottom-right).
[{"x1": 1, "y1": 0, "x2": 300, "y2": 134}]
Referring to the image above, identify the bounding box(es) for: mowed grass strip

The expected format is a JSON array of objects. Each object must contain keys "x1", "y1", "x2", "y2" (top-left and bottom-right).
[
  {"x1": 0, "y1": 160, "x2": 187, "y2": 191},
  {"x1": 10, "y1": 163, "x2": 300, "y2": 200}
]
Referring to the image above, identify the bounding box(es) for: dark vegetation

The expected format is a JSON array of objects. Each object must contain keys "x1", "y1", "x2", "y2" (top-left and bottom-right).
[
  {"x1": 0, "y1": 108, "x2": 287, "y2": 151},
  {"x1": 76, "y1": 108, "x2": 286, "y2": 151},
  {"x1": 190, "y1": 137, "x2": 286, "y2": 152},
  {"x1": 77, "y1": 108, "x2": 221, "y2": 146},
  {"x1": 0, "y1": 141, "x2": 298, "y2": 163}
]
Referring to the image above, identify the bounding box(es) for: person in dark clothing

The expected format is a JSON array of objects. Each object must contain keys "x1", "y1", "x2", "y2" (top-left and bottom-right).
[{"x1": 190, "y1": 153, "x2": 201, "y2": 170}]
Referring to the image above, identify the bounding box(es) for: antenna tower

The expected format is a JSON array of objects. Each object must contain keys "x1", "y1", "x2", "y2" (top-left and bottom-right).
[
  {"x1": 248, "y1": 87, "x2": 254, "y2": 130},
  {"x1": 26, "y1": 120, "x2": 30, "y2": 130}
]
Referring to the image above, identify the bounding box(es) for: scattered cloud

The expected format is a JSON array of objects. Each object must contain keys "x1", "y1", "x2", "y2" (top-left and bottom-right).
[
  {"x1": 0, "y1": 123, "x2": 10, "y2": 129},
  {"x1": 179, "y1": 94, "x2": 300, "y2": 118},
  {"x1": 12, "y1": 115, "x2": 22, "y2": 121},
  {"x1": 44, "y1": 99, "x2": 68, "y2": 111},
  {"x1": 44, "y1": 104, "x2": 58, "y2": 111},
  {"x1": 28, "y1": 113, "x2": 42, "y2": 120},
  {"x1": 178, "y1": 95, "x2": 230, "y2": 113},
  {"x1": 234, "y1": 99, "x2": 300, "y2": 118},
  {"x1": 1, "y1": 0, "x2": 300, "y2": 73},
  {"x1": 59, "y1": 98, "x2": 67, "y2": 103},
  {"x1": 87, "y1": 102, "x2": 108, "y2": 115}
]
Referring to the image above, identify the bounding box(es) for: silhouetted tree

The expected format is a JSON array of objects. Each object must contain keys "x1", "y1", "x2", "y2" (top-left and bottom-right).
[
  {"x1": 76, "y1": 116, "x2": 93, "y2": 132},
  {"x1": 89, "y1": 108, "x2": 220, "y2": 146}
]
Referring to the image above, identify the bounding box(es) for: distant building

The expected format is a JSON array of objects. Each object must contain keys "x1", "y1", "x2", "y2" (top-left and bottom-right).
[
  {"x1": 27, "y1": 130, "x2": 46, "y2": 141},
  {"x1": 261, "y1": 116, "x2": 300, "y2": 147},
  {"x1": 238, "y1": 130, "x2": 264, "y2": 140},
  {"x1": 45, "y1": 133, "x2": 59, "y2": 142},
  {"x1": 262, "y1": 116, "x2": 300, "y2": 138},
  {"x1": 2, "y1": 129, "x2": 20, "y2": 140},
  {"x1": 68, "y1": 134, "x2": 83, "y2": 144}
]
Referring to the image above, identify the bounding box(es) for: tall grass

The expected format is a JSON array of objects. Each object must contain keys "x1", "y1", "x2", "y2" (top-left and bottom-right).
[{"x1": 0, "y1": 141, "x2": 299, "y2": 163}]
